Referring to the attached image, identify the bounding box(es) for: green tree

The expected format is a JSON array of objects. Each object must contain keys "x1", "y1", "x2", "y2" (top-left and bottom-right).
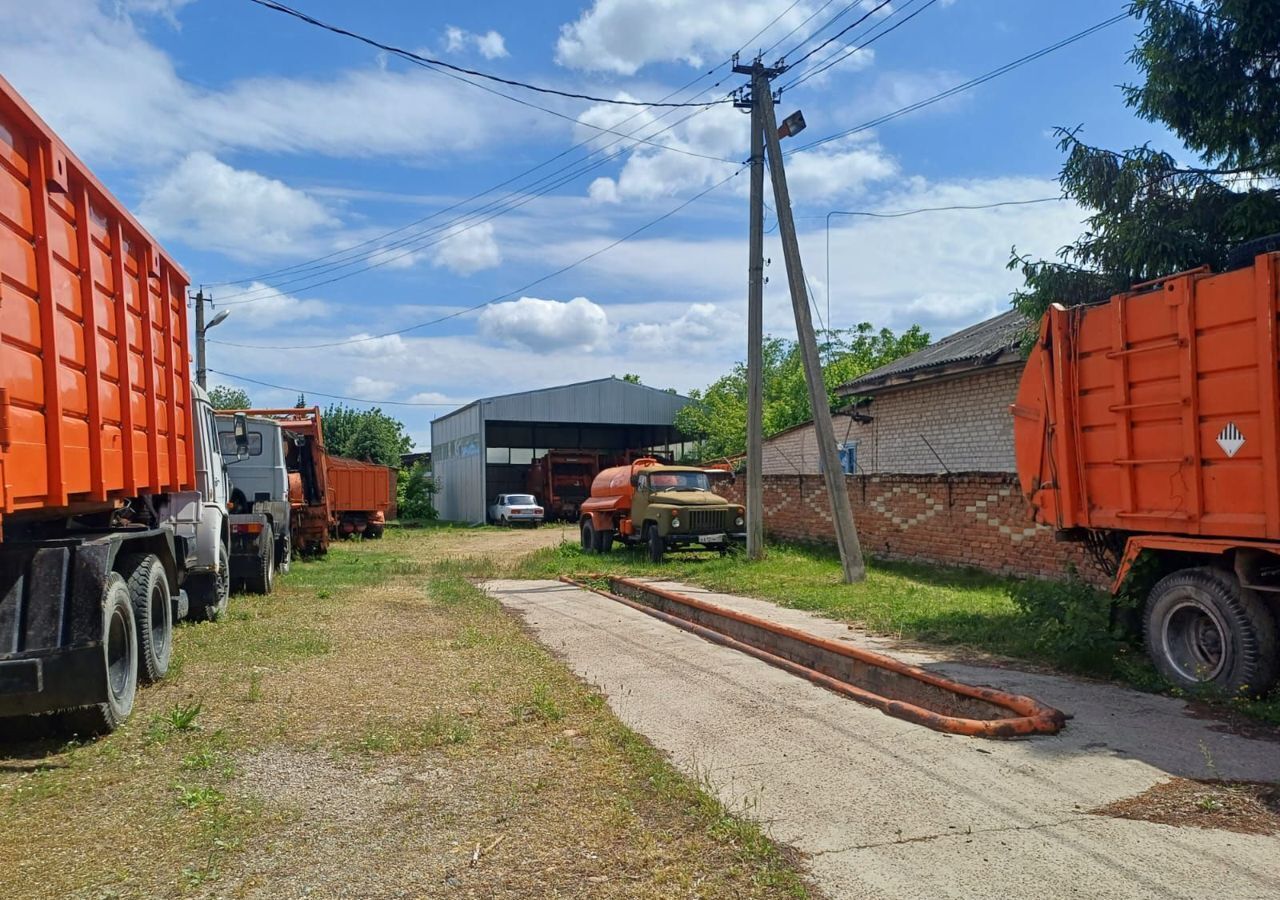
[
  {"x1": 618, "y1": 373, "x2": 643, "y2": 384},
  {"x1": 294, "y1": 393, "x2": 308, "y2": 409},
  {"x1": 397, "y1": 463, "x2": 438, "y2": 521},
  {"x1": 206, "y1": 385, "x2": 251, "y2": 410},
  {"x1": 1012, "y1": 1, "x2": 1280, "y2": 322},
  {"x1": 675, "y1": 323, "x2": 929, "y2": 459},
  {"x1": 322, "y1": 404, "x2": 413, "y2": 467}
]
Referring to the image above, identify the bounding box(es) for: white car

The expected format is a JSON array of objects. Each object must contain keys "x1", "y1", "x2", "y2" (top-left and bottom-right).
[{"x1": 488, "y1": 493, "x2": 544, "y2": 526}]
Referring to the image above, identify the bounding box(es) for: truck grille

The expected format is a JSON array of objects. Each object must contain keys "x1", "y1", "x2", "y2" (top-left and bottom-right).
[{"x1": 685, "y1": 509, "x2": 732, "y2": 533}]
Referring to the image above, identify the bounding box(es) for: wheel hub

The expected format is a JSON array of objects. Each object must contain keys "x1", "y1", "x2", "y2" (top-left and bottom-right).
[{"x1": 1163, "y1": 600, "x2": 1228, "y2": 683}]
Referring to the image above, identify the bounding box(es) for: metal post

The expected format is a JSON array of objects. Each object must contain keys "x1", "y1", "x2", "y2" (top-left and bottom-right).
[
  {"x1": 194, "y1": 289, "x2": 207, "y2": 389},
  {"x1": 745, "y1": 66, "x2": 766, "y2": 560},
  {"x1": 758, "y1": 86, "x2": 866, "y2": 583}
]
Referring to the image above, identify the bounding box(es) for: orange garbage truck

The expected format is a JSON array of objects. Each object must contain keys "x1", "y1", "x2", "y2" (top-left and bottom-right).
[
  {"x1": 0, "y1": 74, "x2": 238, "y2": 732},
  {"x1": 238, "y1": 408, "x2": 331, "y2": 556},
  {"x1": 1012, "y1": 238, "x2": 1280, "y2": 695},
  {"x1": 328, "y1": 456, "x2": 396, "y2": 539}
]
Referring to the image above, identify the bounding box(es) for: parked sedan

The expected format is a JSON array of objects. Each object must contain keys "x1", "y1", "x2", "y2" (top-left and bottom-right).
[{"x1": 488, "y1": 493, "x2": 544, "y2": 526}]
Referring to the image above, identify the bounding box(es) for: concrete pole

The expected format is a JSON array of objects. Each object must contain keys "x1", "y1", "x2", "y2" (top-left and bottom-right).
[
  {"x1": 757, "y1": 87, "x2": 866, "y2": 583},
  {"x1": 194, "y1": 289, "x2": 207, "y2": 389},
  {"x1": 746, "y1": 66, "x2": 766, "y2": 560}
]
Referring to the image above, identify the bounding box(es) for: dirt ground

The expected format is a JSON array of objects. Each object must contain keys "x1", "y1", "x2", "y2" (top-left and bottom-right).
[{"x1": 0, "y1": 526, "x2": 808, "y2": 899}]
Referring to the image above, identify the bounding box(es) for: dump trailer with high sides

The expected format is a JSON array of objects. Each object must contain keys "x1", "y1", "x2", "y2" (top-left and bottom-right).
[
  {"x1": 0, "y1": 74, "x2": 238, "y2": 733},
  {"x1": 525, "y1": 450, "x2": 599, "y2": 522},
  {"x1": 239, "y1": 407, "x2": 331, "y2": 556},
  {"x1": 1012, "y1": 237, "x2": 1280, "y2": 696},
  {"x1": 579, "y1": 458, "x2": 746, "y2": 562},
  {"x1": 328, "y1": 455, "x2": 395, "y2": 539},
  {"x1": 218, "y1": 412, "x2": 291, "y2": 592}
]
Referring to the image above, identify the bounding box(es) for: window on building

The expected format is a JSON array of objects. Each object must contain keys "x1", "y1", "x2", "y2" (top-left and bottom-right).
[{"x1": 838, "y1": 441, "x2": 858, "y2": 475}]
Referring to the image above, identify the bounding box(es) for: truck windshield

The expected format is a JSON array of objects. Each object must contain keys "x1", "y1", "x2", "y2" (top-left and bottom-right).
[
  {"x1": 648, "y1": 472, "x2": 710, "y2": 492},
  {"x1": 507, "y1": 494, "x2": 537, "y2": 505},
  {"x1": 218, "y1": 431, "x2": 262, "y2": 456}
]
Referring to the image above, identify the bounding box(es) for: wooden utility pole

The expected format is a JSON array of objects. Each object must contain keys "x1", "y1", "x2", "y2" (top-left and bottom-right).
[
  {"x1": 756, "y1": 85, "x2": 866, "y2": 583},
  {"x1": 734, "y1": 60, "x2": 774, "y2": 561}
]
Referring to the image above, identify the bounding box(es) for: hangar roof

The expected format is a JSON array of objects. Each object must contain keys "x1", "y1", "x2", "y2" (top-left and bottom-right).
[{"x1": 432, "y1": 376, "x2": 691, "y2": 426}]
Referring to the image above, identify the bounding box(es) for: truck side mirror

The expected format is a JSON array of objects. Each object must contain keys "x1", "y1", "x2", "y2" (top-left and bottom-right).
[{"x1": 233, "y1": 413, "x2": 250, "y2": 458}]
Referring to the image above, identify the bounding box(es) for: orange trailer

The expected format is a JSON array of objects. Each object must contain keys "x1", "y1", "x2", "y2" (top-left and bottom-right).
[
  {"x1": 1012, "y1": 243, "x2": 1280, "y2": 695},
  {"x1": 328, "y1": 455, "x2": 396, "y2": 539}
]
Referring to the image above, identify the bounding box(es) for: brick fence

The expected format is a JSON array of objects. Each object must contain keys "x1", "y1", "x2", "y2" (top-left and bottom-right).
[{"x1": 720, "y1": 473, "x2": 1095, "y2": 581}]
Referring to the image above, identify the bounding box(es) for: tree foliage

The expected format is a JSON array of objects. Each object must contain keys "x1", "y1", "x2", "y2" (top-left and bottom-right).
[
  {"x1": 321, "y1": 404, "x2": 413, "y2": 467},
  {"x1": 206, "y1": 385, "x2": 251, "y2": 410},
  {"x1": 1012, "y1": 1, "x2": 1280, "y2": 322},
  {"x1": 397, "y1": 463, "x2": 438, "y2": 521},
  {"x1": 674, "y1": 323, "x2": 929, "y2": 460}
]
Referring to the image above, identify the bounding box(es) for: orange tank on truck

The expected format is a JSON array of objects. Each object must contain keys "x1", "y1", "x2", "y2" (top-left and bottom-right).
[
  {"x1": 0, "y1": 74, "x2": 237, "y2": 733},
  {"x1": 578, "y1": 457, "x2": 745, "y2": 563},
  {"x1": 1011, "y1": 235, "x2": 1280, "y2": 697},
  {"x1": 237, "y1": 407, "x2": 331, "y2": 556},
  {"x1": 328, "y1": 455, "x2": 396, "y2": 539}
]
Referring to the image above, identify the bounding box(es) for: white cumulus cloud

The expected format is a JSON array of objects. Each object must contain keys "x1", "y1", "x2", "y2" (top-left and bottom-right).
[
  {"x1": 477, "y1": 296, "x2": 612, "y2": 350},
  {"x1": 138, "y1": 152, "x2": 336, "y2": 259},
  {"x1": 432, "y1": 222, "x2": 502, "y2": 275},
  {"x1": 444, "y1": 26, "x2": 509, "y2": 59}
]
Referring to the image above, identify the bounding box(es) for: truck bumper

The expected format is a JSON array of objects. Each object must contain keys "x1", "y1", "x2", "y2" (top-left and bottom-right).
[
  {"x1": 0, "y1": 538, "x2": 118, "y2": 718},
  {"x1": 666, "y1": 532, "x2": 747, "y2": 547},
  {"x1": 0, "y1": 645, "x2": 107, "y2": 717}
]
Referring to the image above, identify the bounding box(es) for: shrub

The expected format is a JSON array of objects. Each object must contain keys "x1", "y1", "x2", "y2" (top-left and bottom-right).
[
  {"x1": 397, "y1": 463, "x2": 438, "y2": 521},
  {"x1": 1008, "y1": 572, "x2": 1135, "y2": 675}
]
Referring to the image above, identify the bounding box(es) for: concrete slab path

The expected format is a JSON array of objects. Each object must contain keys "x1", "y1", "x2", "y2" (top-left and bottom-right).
[{"x1": 485, "y1": 578, "x2": 1280, "y2": 900}]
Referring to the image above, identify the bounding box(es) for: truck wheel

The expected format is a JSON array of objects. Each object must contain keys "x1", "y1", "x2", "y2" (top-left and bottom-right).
[
  {"x1": 598, "y1": 529, "x2": 614, "y2": 553},
  {"x1": 580, "y1": 519, "x2": 597, "y2": 554},
  {"x1": 190, "y1": 543, "x2": 231, "y2": 622},
  {"x1": 246, "y1": 524, "x2": 276, "y2": 595},
  {"x1": 646, "y1": 525, "x2": 665, "y2": 564},
  {"x1": 120, "y1": 553, "x2": 172, "y2": 683},
  {"x1": 61, "y1": 574, "x2": 137, "y2": 736},
  {"x1": 1145, "y1": 567, "x2": 1279, "y2": 695}
]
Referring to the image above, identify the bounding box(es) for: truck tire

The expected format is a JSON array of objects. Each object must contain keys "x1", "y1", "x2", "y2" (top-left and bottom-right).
[
  {"x1": 190, "y1": 543, "x2": 231, "y2": 622},
  {"x1": 119, "y1": 553, "x2": 173, "y2": 683},
  {"x1": 1145, "y1": 567, "x2": 1279, "y2": 695},
  {"x1": 61, "y1": 574, "x2": 137, "y2": 736},
  {"x1": 598, "y1": 529, "x2": 614, "y2": 553},
  {"x1": 580, "y1": 518, "x2": 597, "y2": 554},
  {"x1": 246, "y1": 523, "x2": 275, "y2": 595},
  {"x1": 646, "y1": 525, "x2": 665, "y2": 564}
]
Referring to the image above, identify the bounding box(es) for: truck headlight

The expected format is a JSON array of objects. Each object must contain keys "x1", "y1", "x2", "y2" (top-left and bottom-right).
[
  {"x1": 735, "y1": 516, "x2": 744, "y2": 526},
  {"x1": 671, "y1": 516, "x2": 681, "y2": 529}
]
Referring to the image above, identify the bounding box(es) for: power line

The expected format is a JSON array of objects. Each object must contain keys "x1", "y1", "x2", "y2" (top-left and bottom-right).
[
  {"x1": 214, "y1": 99, "x2": 731, "y2": 304},
  {"x1": 780, "y1": 0, "x2": 895, "y2": 69},
  {"x1": 791, "y1": 12, "x2": 1130, "y2": 154},
  {"x1": 818, "y1": 195, "x2": 1063, "y2": 220},
  {"x1": 210, "y1": 167, "x2": 745, "y2": 350},
  {"x1": 210, "y1": 4, "x2": 806, "y2": 292},
  {"x1": 782, "y1": 0, "x2": 942, "y2": 91},
  {"x1": 207, "y1": 368, "x2": 455, "y2": 407},
  {"x1": 760, "y1": 0, "x2": 841, "y2": 58},
  {"x1": 246, "y1": 0, "x2": 731, "y2": 108}
]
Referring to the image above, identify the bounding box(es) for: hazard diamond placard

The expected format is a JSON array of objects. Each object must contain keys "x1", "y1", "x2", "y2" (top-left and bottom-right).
[{"x1": 1217, "y1": 422, "x2": 1245, "y2": 457}]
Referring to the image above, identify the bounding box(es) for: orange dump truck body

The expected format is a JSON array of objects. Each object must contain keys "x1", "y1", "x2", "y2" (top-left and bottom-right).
[
  {"x1": 0, "y1": 74, "x2": 193, "y2": 525},
  {"x1": 1013, "y1": 252, "x2": 1280, "y2": 543},
  {"x1": 328, "y1": 455, "x2": 396, "y2": 538}
]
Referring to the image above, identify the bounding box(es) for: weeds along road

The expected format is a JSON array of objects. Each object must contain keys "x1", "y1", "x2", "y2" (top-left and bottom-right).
[{"x1": 0, "y1": 526, "x2": 810, "y2": 899}]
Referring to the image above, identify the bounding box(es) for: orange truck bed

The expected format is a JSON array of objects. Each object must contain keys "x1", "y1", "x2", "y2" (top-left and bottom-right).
[
  {"x1": 1013, "y1": 252, "x2": 1280, "y2": 542},
  {"x1": 0, "y1": 74, "x2": 193, "y2": 524},
  {"x1": 328, "y1": 456, "x2": 396, "y2": 517}
]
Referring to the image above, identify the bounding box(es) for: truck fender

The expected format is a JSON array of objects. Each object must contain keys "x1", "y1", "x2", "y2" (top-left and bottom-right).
[{"x1": 190, "y1": 504, "x2": 228, "y2": 575}]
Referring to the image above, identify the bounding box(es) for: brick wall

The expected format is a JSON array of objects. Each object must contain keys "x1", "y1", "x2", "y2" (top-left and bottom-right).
[
  {"x1": 763, "y1": 365, "x2": 1022, "y2": 476},
  {"x1": 720, "y1": 472, "x2": 1097, "y2": 581}
]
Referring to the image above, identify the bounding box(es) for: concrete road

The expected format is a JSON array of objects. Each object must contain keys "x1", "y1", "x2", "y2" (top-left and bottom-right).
[{"x1": 485, "y1": 578, "x2": 1280, "y2": 900}]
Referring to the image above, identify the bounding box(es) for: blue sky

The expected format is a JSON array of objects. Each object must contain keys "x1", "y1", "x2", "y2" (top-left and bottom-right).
[{"x1": 2, "y1": 1, "x2": 1174, "y2": 447}]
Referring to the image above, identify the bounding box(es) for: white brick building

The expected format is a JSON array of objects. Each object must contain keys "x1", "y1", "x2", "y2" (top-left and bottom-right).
[{"x1": 762, "y1": 310, "x2": 1026, "y2": 476}]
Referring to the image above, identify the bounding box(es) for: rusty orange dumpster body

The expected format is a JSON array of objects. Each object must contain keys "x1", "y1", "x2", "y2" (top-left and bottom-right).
[
  {"x1": 1012, "y1": 247, "x2": 1280, "y2": 694},
  {"x1": 328, "y1": 455, "x2": 396, "y2": 539}
]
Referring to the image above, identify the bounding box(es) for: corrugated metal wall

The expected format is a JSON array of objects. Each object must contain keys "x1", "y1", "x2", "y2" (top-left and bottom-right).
[{"x1": 430, "y1": 402, "x2": 484, "y2": 524}]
